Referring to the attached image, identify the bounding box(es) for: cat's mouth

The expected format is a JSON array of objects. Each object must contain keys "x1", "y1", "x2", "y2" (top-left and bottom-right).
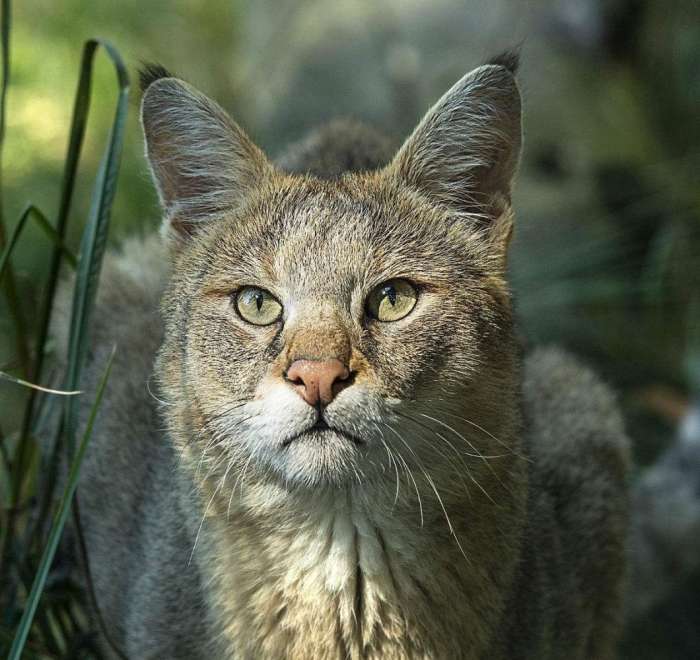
[{"x1": 281, "y1": 417, "x2": 364, "y2": 447}]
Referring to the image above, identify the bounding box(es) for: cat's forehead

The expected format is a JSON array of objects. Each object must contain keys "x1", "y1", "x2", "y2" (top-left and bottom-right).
[
  {"x1": 244, "y1": 179, "x2": 457, "y2": 255},
  {"x1": 272, "y1": 200, "x2": 382, "y2": 294},
  {"x1": 205, "y1": 177, "x2": 483, "y2": 292},
  {"x1": 261, "y1": 181, "x2": 385, "y2": 241}
]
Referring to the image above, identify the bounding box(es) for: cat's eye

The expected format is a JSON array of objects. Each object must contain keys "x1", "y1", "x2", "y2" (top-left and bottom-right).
[
  {"x1": 235, "y1": 286, "x2": 282, "y2": 326},
  {"x1": 366, "y1": 279, "x2": 418, "y2": 322}
]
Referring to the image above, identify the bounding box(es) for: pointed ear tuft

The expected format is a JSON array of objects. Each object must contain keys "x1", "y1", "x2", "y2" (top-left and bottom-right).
[
  {"x1": 140, "y1": 78, "x2": 273, "y2": 240},
  {"x1": 388, "y1": 63, "x2": 522, "y2": 225},
  {"x1": 485, "y1": 49, "x2": 520, "y2": 74},
  {"x1": 139, "y1": 63, "x2": 174, "y2": 93}
]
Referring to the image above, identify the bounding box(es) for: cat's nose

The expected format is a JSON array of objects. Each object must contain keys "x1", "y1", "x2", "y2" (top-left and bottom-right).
[{"x1": 286, "y1": 359, "x2": 350, "y2": 407}]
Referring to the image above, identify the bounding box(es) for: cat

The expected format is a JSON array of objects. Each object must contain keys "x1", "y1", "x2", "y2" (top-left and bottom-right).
[{"x1": 54, "y1": 52, "x2": 631, "y2": 658}]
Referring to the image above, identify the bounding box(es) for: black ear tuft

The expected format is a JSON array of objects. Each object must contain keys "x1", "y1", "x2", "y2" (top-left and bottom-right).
[
  {"x1": 139, "y1": 63, "x2": 174, "y2": 93},
  {"x1": 486, "y1": 49, "x2": 520, "y2": 74}
]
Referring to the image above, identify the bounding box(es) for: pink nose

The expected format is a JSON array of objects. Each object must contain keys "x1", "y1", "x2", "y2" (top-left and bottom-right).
[{"x1": 286, "y1": 359, "x2": 350, "y2": 407}]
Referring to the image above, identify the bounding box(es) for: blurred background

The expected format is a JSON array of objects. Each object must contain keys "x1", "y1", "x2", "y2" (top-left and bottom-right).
[{"x1": 0, "y1": 0, "x2": 698, "y2": 656}]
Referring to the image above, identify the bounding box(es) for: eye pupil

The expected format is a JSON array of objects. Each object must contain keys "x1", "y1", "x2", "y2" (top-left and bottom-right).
[
  {"x1": 255, "y1": 292, "x2": 263, "y2": 311},
  {"x1": 384, "y1": 286, "x2": 397, "y2": 306}
]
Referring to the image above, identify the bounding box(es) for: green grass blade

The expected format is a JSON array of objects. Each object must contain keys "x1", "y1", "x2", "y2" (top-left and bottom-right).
[
  {"x1": 24, "y1": 205, "x2": 77, "y2": 269},
  {"x1": 7, "y1": 347, "x2": 115, "y2": 660},
  {"x1": 0, "y1": 629, "x2": 42, "y2": 659},
  {"x1": 62, "y1": 39, "x2": 129, "y2": 454},
  {"x1": 0, "y1": 422, "x2": 10, "y2": 489},
  {"x1": 0, "y1": 36, "x2": 129, "y2": 607},
  {"x1": 0, "y1": 202, "x2": 29, "y2": 281},
  {"x1": 0, "y1": 0, "x2": 30, "y2": 376},
  {"x1": 0, "y1": 370, "x2": 81, "y2": 395},
  {"x1": 0, "y1": 0, "x2": 9, "y2": 163},
  {"x1": 686, "y1": 298, "x2": 700, "y2": 395},
  {"x1": 0, "y1": 204, "x2": 76, "y2": 282}
]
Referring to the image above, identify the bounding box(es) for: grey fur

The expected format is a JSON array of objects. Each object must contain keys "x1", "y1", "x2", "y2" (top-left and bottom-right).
[
  {"x1": 57, "y1": 61, "x2": 634, "y2": 658},
  {"x1": 276, "y1": 118, "x2": 395, "y2": 178}
]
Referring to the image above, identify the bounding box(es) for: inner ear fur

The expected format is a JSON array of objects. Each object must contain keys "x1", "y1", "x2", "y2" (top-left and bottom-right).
[
  {"x1": 140, "y1": 76, "x2": 273, "y2": 240},
  {"x1": 387, "y1": 62, "x2": 522, "y2": 229}
]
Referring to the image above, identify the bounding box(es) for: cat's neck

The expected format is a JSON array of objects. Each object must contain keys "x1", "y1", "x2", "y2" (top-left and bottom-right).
[{"x1": 187, "y1": 469, "x2": 525, "y2": 659}]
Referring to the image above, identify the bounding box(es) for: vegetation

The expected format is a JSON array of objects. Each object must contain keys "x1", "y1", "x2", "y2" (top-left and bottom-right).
[{"x1": 0, "y1": 2, "x2": 128, "y2": 654}]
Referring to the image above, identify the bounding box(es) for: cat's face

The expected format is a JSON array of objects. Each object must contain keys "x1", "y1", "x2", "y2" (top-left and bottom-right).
[
  {"x1": 144, "y1": 60, "x2": 522, "y2": 490},
  {"x1": 161, "y1": 176, "x2": 515, "y2": 486}
]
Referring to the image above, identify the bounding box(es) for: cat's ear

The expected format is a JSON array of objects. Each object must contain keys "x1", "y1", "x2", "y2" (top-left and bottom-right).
[
  {"x1": 387, "y1": 57, "x2": 521, "y2": 238},
  {"x1": 140, "y1": 69, "x2": 273, "y2": 240}
]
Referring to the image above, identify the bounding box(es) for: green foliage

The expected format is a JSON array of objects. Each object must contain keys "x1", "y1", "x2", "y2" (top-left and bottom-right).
[
  {"x1": 0, "y1": 1, "x2": 129, "y2": 654},
  {"x1": 8, "y1": 349, "x2": 115, "y2": 660}
]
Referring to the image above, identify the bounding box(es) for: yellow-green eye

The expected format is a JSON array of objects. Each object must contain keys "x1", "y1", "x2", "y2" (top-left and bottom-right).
[
  {"x1": 366, "y1": 279, "x2": 418, "y2": 322},
  {"x1": 235, "y1": 286, "x2": 282, "y2": 326}
]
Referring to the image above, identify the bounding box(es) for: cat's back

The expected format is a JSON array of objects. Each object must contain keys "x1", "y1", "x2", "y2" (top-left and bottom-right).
[{"x1": 275, "y1": 118, "x2": 394, "y2": 177}]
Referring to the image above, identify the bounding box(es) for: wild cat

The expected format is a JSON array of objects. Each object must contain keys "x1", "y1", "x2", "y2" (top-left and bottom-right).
[{"x1": 54, "y1": 53, "x2": 631, "y2": 658}]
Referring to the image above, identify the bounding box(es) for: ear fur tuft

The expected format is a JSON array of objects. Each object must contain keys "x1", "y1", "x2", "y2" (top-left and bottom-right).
[
  {"x1": 139, "y1": 63, "x2": 174, "y2": 94},
  {"x1": 485, "y1": 49, "x2": 520, "y2": 75}
]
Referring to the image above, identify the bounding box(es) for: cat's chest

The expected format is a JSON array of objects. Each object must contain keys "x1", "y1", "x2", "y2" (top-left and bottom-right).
[
  {"x1": 204, "y1": 503, "x2": 443, "y2": 658},
  {"x1": 197, "y1": 485, "x2": 506, "y2": 659}
]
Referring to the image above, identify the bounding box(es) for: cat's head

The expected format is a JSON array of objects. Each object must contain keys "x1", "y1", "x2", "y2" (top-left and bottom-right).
[{"x1": 142, "y1": 57, "x2": 522, "y2": 492}]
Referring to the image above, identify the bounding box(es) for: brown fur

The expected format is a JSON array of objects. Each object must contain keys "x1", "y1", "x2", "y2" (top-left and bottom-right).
[{"x1": 60, "y1": 56, "x2": 630, "y2": 658}]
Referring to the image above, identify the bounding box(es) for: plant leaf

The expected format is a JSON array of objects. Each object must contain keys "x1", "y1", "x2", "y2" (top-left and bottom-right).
[
  {"x1": 60, "y1": 39, "x2": 130, "y2": 455},
  {"x1": 0, "y1": 370, "x2": 81, "y2": 395},
  {"x1": 7, "y1": 347, "x2": 115, "y2": 660},
  {"x1": 0, "y1": 205, "x2": 77, "y2": 283}
]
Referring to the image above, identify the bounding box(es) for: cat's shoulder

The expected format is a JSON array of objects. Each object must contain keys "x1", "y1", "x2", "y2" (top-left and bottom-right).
[
  {"x1": 519, "y1": 346, "x2": 631, "y2": 655},
  {"x1": 521, "y1": 344, "x2": 631, "y2": 485}
]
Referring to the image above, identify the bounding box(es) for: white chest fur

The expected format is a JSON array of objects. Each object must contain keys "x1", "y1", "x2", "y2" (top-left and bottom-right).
[{"x1": 199, "y1": 489, "x2": 451, "y2": 658}]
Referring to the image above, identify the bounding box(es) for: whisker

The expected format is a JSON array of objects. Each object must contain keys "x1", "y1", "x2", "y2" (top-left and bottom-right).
[
  {"x1": 386, "y1": 421, "x2": 471, "y2": 565},
  {"x1": 189, "y1": 474, "x2": 226, "y2": 565},
  {"x1": 350, "y1": 463, "x2": 364, "y2": 487},
  {"x1": 196, "y1": 450, "x2": 228, "y2": 487},
  {"x1": 185, "y1": 400, "x2": 251, "y2": 447},
  {"x1": 146, "y1": 373, "x2": 173, "y2": 407},
  {"x1": 228, "y1": 451, "x2": 255, "y2": 516},
  {"x1": 394, "y1": 412, "x2": 475, "y2": 504},
  {"x1": 416, "y1": 412, "x2": 504, "y2": 498},
  {"x1": 385, "y1": 423, "x2": 465, "y2": 549},
  {"x1": 373, "y1": 422, "x2": 401, "y2": 508},
  {"x1": 419, "y1": 402, "x2": 531, "y2": 462},
  {"x1": 188, "y1": 414, "x2": 249, "y2": 482},
  {"x1": 392, "y1": 446, "x2": 424, "y2": 528}
]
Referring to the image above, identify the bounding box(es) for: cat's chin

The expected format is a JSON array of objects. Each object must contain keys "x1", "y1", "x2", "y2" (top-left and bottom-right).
[{"x1": 272, "y1": 427, "x2": 370, "y2": 488}]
